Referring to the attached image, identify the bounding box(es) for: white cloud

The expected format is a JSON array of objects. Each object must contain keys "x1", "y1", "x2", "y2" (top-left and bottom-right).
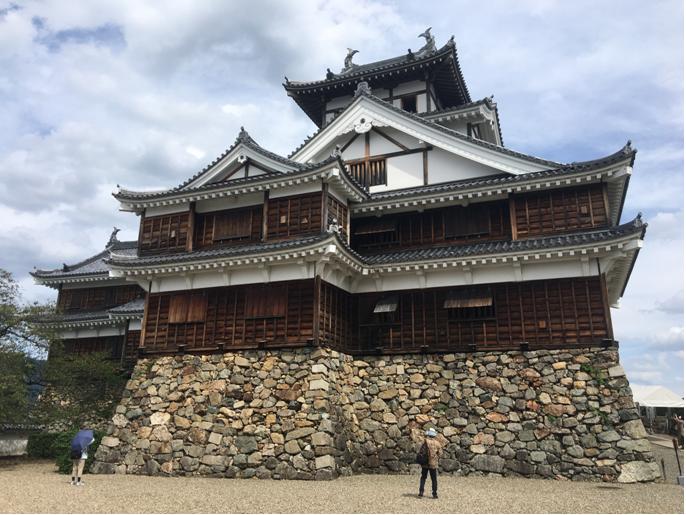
[{"x1": 0, "y1": 0, "x2": 682, "y2": 394}]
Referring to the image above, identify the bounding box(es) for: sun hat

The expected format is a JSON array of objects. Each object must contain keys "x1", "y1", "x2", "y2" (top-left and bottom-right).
[{"x1": 426, "y1": 428, "x2": 437, "y2": 437}]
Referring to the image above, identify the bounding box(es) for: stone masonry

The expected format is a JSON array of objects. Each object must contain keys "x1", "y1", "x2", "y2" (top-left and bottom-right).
[{"x1": 92, "y1": 346, "x2": 661, "y2": 483}]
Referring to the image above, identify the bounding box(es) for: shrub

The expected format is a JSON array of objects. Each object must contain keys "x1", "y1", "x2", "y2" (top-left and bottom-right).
[
  {"x1": 27, "y1": 432, "x2": 61, "y2": 458},
  {"x1": 54, "y1": 430, "x2": 105, "y2": 474}
]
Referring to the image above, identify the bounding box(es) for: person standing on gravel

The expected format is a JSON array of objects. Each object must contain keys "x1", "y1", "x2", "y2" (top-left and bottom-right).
[
  {"x1": 417, "y1": 428, "x2": 444, "y2": 499},
  {"x1": 70, "y1": 429, "x2": 95, "y2": 486}
]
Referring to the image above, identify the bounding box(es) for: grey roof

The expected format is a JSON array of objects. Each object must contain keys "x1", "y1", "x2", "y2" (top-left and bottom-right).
[
  {"x1": 31, "y1": 240, "x2": 137, "y2": 279},
  {"x1": 42, "y1": 310, "x2": 113, "y2": 324},
  {"x1": 173, "y1": 128, "x2": 313, "y2": 191},
  {"x1": 108, "y1": 298, "x2": 145, "y2": 316},
  {"x1": 107, "y1": 233, "x2": 331, "y2": 267},
  {"x1": 107, "y1": 215, "x2": 645, "y2": 270},
  {"x1": 354, "y1": 215, "x2": 647, "y2": 266},
  {"x1": 364, "y1": 142, "x2": 636, "y2": 202},
  {"x1": 288, "y1": 90, "x2": 560, "y2": 168},
  {"x1": 114, "y1": 131, "x2": 366, "y2": 202},
  {"x1": 284, "y1": 39, "x2": 471, "y2": 127}
]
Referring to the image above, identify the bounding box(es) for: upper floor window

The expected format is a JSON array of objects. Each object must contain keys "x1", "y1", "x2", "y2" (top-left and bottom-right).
[
  {"x1": 213, "y1": 209, "x2": 253, "y2": 241},
  {"x1": 468, "y1": 123, "x2": 482, "y2": 140},
  {"x1": 400, "y1": 95, "x2": 417, "y2": 113}
]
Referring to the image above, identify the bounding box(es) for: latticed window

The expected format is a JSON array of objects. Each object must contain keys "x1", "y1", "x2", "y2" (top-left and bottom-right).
[{"x1": 213, "y1": 209, "x2": 253, "y2": 241}]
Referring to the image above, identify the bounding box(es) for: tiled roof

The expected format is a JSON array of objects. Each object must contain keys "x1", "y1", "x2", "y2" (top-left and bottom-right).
[
  {"x1": 107, "y1": 298, "x2": 145, "y2": 316},
  {"x1": 42, "y1": 310, "x2": 113, "y2": 324},
  {"x1": 107, "y1": 233, "x2": 331, "y2": 267},
  {"x1": 364, "y1": 142, "x2": 636, "y2": 203},
  {"x1": 285, "y1": 40, "x2": 469, "y2": 98},
  {"x1": 288, "y1": 90, "x2": 560, "y2": 168},
  {"x1": 354, "y1": 215, "x2": 646, "y2": 266},
  {"x1": 31, "y1": 240, "x2": 137, "y2": 279},
  {"x1": 174, "y1": 128, "x2": 310, "y2": 191}
]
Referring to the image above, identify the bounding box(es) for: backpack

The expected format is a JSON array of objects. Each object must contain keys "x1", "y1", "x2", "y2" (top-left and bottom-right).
[{"x1": 416, "y1": 442, "x2": 429, "y2": 467}]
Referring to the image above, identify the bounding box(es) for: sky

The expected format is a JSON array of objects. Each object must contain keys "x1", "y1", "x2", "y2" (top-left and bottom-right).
[{"x1": 0, "y1": 1, "x2": 683, "y2": 394}]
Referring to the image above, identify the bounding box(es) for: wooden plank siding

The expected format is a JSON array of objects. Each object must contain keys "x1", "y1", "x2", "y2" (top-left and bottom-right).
[
  {"x1": 140, "y1": 280, "x2": 315, "y2": 354},
  {"x1": 138, "y1": 212, "x2": 190, "y2": 255},
  {"x1": 512, "y1": 184, "x2": 609, "y2": 238},
  {"x1": 318, "y1": 280, "x2": 355, "y2": 349},
  {"x1": 351, "y1": 200, "x2": 511, "y2": 253},
  {"x1": 193, "y1": 205, "x2": 263, "y2": 249},
  {"x1": 123, "y1": 330, "x2": 141, "y2": 363},
  {"x1": 347, "y1": 276, "x2": 611, "y2": 354},
  {"x1": 266, "y1": 192, "x2": 323, "y2": 240},
  {"x1": 61, "y1": 336, "x2": 123, "y2": 359},
  {"x1": 57, "y1": 285, "x2": 143, "y2": 312}
]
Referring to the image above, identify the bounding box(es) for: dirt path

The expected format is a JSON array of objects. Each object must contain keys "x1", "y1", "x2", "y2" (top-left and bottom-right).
[{"x1": 0, "y1": 460, "x2": 682, "y2": 514}]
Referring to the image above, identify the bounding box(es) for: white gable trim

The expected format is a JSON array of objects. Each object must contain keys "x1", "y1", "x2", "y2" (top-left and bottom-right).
[
  {"x1": 186, "y1": 144, "x2": 294, "y2": 189},
  {"x1": 290, "y1": 96, "x2": 551, "y2": 175}
]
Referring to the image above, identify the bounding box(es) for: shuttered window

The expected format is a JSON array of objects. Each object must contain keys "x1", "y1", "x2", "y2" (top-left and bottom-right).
[
  {"x1": 444, "y1": 205, "x2": 490, "y2": 238},
  {"x1": 213, "y1": 209, "x2": 253, "y2": 241},
  {"x1": 354, "y1": 218, "x2": 397, "y2": 235},
  {"x1": 373, "y1": 295, "x2": 399, "y2": 313},
  {"x1": 245, "y1": 285, "x2": 287, "y2": 318},
  {"x1": 169, "y1": 293, "x2": 207, "y2": 323},
  {"x1": 444, "y1": 288, "x2": 493, "y2": 308}
]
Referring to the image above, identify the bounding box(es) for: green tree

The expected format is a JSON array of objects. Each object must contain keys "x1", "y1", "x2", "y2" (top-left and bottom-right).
[{"x1": 0, "y1": 269, "x2": 53, "y2": 423}]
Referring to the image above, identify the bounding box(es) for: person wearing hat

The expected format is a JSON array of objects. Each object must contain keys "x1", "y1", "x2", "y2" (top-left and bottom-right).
[{"x1": 417, "y1": 427, "x2": 444, "y2": 499}]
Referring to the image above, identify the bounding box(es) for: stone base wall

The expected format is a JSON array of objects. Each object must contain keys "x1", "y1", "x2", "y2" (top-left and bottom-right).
[{"x1": 92, "y1": 346, "x2": 661, "y2": 483}]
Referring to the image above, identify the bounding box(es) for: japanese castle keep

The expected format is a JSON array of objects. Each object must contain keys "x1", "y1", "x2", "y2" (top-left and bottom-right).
[{"x1": 33, "y1": 30, "x2": 660, "y2": 482}]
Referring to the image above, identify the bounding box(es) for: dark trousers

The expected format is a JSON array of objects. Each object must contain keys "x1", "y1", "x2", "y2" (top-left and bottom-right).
[{"x1": 419, "y1": 467, "x2": 437, "y2": 496}]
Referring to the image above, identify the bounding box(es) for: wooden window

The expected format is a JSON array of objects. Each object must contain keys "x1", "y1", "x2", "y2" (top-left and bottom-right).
[
  {"x1": 347, "y1": 158, "x2": 387, "y2": 188},
  {"x1": 245, "y1": 285, "x2": 287, "y2": 318},
  {"x1": 373, "y1": 295, "x2": 398, "y2": 313},
  {"x1": 169, "y1": 293, "x2": 207, "y2": 323},
  {"x1": 213, "y1": 209, "x2": 252, "y2": 241},
  {"x1": 401, "y1": 95, "x2": 417, "y2": 113},
  {"x1": 444, "y1": 205, "x2": 490, "y2": 238},
  {"x1": 354, "y1": 218, "x2": 397, "y2": 235},
  {"x1": 444, "y1": 288, "x2": 495, "y2": 321},
  {"x1": 169, "y1": 295, "x2": 189, "y2": 324},
  {"x1": 468, "y1": 123, "x2": 482, "y2": 140}
]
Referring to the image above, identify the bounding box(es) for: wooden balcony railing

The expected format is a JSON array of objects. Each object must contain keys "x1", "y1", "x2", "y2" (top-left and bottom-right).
[{"x1": 347, "y1": 158, "x2": 387, "y2": 188}]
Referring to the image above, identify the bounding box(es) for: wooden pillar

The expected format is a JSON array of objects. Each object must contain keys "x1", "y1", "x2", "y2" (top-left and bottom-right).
[
  {"x1": 139, "y1": 282, "x2": 151, "y2": 352},
  {"x1": 422, "y1": 149, "x2": 428, "y2": 185},
  {"x1": 598, "y1": 266, "x2": 615, "y2": 341},
  {"x1": 313, "y1": 275, "x2": 321, "y2": 346},
  {"x1": 186, "y1": 201, "x2": 195, "y2": 252},
  {"x1": 137, "y1": 210, "x2": 146, "y2": 249},
  {"x1": 120, "y1": 321, "x2": 129, "y2": 368},
  {"x1": 602, "y1": 182, "x2": 611, "y2": 225},
  {"x1": 321, "y1": 182, "x2": 329, "y2": 232},
  {"x1": 508, "y1": 195, "x2": 518, "y2": 240},
  {"x1": 364, "y1": 132, "x2": 371, "y2": 187},
  {"x1": 261, "y1": 190, "x2": 270, "y2": 241}
]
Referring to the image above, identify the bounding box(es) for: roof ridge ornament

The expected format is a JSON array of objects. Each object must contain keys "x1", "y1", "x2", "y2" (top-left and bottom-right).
[
  {"x1": 623, "y1": 140, "x2": 633, "y2": 154},
  {"x1": 416, "y1": 27, "x2": 436, "y2": 57},
  {"x1": 330, "y1": 145, "x2": 342, "y2": 158},
  {"x1": 341, "y1": 48, "x2": 359, "y2": 74},
  {"x1": 354, "y1": 81, "x2": 371, "y2": 97},
  {"x1": 107, "y1": 227, "x2": 121, "y2": 248},
  {"x1": 634, "y1": 212, "x2": 644, "y2": 228}
]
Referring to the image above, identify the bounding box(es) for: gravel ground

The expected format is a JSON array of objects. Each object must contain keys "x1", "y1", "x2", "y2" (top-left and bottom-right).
[{"x1": 0, "y1": 459, "x2": 683, "y2": 514}]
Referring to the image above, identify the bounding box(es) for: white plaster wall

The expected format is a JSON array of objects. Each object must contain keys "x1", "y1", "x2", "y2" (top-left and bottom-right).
[
  {"x1": 247, "y1": 166, "x2": 267, "y2": 177},
  {"x1": 417, "y1": 93, "x2": 427, "y2": 113},
  {"x1": 62, "y1": 279, "x2": 130, "y2": 290},
  {"x1": 195, "y1": 193, "x2": 263, "y2": 213},
  {"x1": 326, "y1": 95, "x2": 353, "y2": 111},
  {"x1": 146, "y1": 203, "x2": 191, "y2": 216},
  {"x1": 60, "y1": 327, "x2": 125, "y2": 339},
  {"x1": 129, "y1": 319, "x2": 142, "y2": 331},
  {"x1": 428, "y1": 147, "x2": 500, "y2": 184},
  {"x1": 269, "y1": 182, "x2": 322, "y2": 199},
  {"x1": 394, "y1": 80, "x2": 425, "y2": 95},
  {"x1": 369, "y1": 152, "x2": 424, "y2": 193}
]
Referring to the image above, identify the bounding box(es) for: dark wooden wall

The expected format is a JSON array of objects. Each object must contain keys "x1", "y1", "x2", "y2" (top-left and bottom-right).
[
  {"x1": 327, "y1": 194, "x2": 349, "y2": 240},
  {"x1": 61, "y1": 336, "x2": 123, "y2": 358},
  {"x1": 351, "y1": 201, "x2": 511, "y2": 253},
  {"x1": 318, "y1": 280, "x2": 355, "y2": 349},
  {"x1": 57, "y1": 285, "x2": 143, "y2": 312},
  {"x1": 139, "y1": 212, "x2": 190, "y2": 255},
  {"x1": 266, "y1": 192, "x2": 322, "y2": 240},
  {"x1": 141, "y1": 280, "x2": 315, "y2": 354},
  {"x1": 193, "y1": 205, "x2": 263, "y2": 248},
  {"x1": 512, "y1": 184, "x2": 609, "y2": 238},
  {"x1": 348, "y1": 276, "x2": 612, "y2": 354},
  {"x1": 124, "y1": 330, "x2": 141, "y2": 363}
]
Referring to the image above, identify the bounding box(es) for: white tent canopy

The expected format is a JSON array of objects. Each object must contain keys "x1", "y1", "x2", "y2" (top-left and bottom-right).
[{"x1": 632, "y1": 385, "x2": 684, "y2": 408}]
